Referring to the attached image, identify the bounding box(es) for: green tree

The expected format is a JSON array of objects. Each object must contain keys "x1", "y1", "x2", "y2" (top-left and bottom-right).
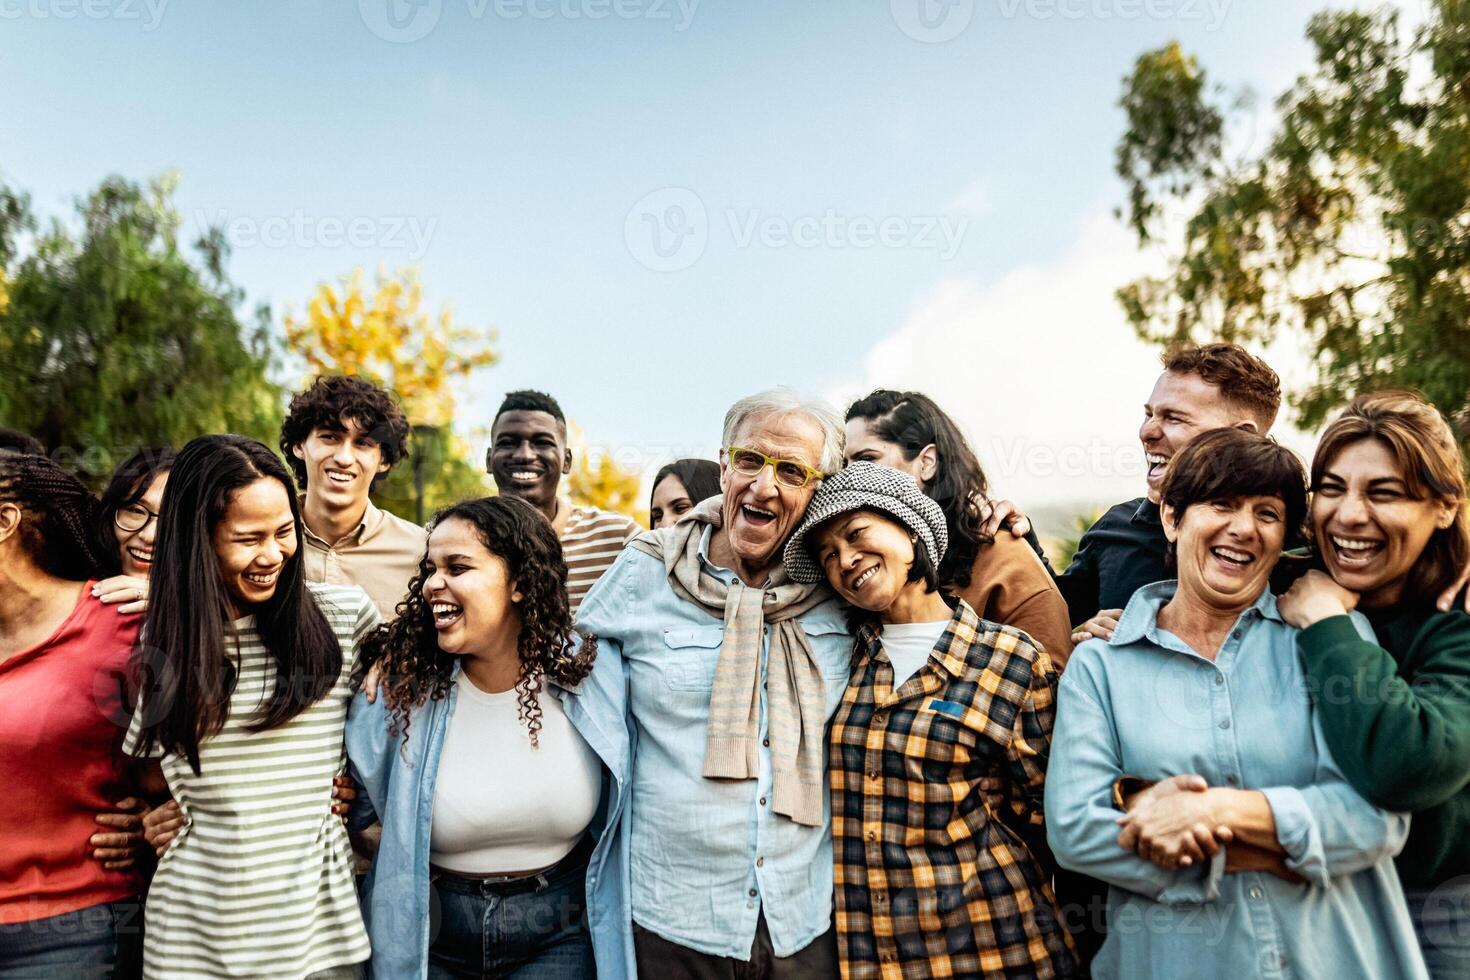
[
  {"x1": 0, "y1": 173, "x2": 281, "y2": 482},
  {"x1": 1115, "y1": 2, "x2": 1470, "y2": 437}
]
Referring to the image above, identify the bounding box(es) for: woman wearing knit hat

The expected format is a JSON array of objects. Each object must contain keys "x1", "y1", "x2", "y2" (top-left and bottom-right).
[{"x1": 783, "y1": 462, "x2": 1076, "y2": 979}]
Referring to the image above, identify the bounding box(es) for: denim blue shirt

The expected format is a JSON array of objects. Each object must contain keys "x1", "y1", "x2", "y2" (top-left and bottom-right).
[
  {"x1": 1045, "y1": 582, "x2": 1427, "y2": 979},
  {"x1": 574, "y1": 527, "x2": 852, "y2": 960},
  {"x1": 345, "y1": 647, "x2": 635, "y2": 980}
]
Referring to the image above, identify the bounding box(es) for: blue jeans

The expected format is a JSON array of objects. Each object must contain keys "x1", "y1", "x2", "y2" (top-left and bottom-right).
[
  {"x1": 1408, "y1": 881, "x2": 1470, "y2": 980},
  {"x1": 0, "y1": 900, "x2": 142, "y2": 979},
  {"x1": 428, "y1": 838, "x2": 594, "y2": 979}
]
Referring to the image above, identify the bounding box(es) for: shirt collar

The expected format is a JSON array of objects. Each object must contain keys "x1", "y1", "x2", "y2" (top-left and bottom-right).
[
  {"x1": 1131, "y1": 496, "x2": 1162, "y2": 526},
  {"x1": 858, "y1": 598, "x2": 975, "y2": 680},
  {"x1": 1109, "y1": 580, "x2": 1284, "y2": 647},
  {"x1": 298, "y1": 493, "x2": 379, "y2": 547}
]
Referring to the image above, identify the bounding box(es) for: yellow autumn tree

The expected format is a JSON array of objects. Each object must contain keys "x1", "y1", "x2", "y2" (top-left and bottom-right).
[
  {"x1": 566, "y1": 422, "x2": 648, "y2": 525},
  {"x1": 284, "y1": 267, "x2": 497, "y2": 520}
]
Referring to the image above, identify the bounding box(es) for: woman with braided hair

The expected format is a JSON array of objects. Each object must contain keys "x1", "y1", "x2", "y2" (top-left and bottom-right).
[
  {"x1": 0, "y1": 451, "x2": 152, "y2": 977},
  {"x1": 344, "y1": 494, "x2": 635, "y2": 979}
]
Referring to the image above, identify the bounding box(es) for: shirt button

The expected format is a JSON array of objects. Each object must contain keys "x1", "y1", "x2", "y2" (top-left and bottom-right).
[
  {"x1": 748, "y1": 888, "x2": 757, "y2": 897},
  {"x1": 1226, "y1": 774, "x2": 1238, "y2": 785},
  {"x1": 866, "y1": 831, "x2": 876, "y2": 842},
  {"x1": 756, "y1": 857, "x2": 764, "y2": 868},
  {"x1": 759, "y1": 797, "x2": 767, "y2": 806},
  {"x1": 873, "y1": 714, "x2": 886, "y2": 725},
  {"x1": 867, "y1": 770, "x2": 880, "y2": 780},
  {"x1": 762, "y1": 738, "x2": 770, "y2": 747},
  {"x1": 874, "y1": 893, "x2": 885, "y2": 903},
  {"x1": 1220, "y1": 719, "x2": 1231, "y2": 730},
  {"x1": 1249, "y1": 887, "x2": 1264, "y2": 900},
  {"x1": 1214, "y1": 675, "x2": 1224, "y2": 686}
]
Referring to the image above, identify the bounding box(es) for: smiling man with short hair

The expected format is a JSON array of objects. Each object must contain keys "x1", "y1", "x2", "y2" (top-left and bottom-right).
[
  {"x1": 486, "y1": 390, "x2": 640, "y2": 612},
  {"x1": 575, "y1": 388, "x2": 853, "y2": 979},
  {"x1": 280, "y1": 375, "x2": 427, "y2": 620}
]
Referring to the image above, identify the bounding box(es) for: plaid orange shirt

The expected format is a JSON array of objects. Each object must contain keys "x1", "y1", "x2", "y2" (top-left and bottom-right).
[{"x1": 830, "y1": 600, "x2": 1077, "y2": 979}]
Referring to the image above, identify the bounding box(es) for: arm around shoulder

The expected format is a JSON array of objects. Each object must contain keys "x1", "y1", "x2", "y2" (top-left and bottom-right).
[{"x1": 1298, "y1": 611, "x2": 1470, "y2": 810}]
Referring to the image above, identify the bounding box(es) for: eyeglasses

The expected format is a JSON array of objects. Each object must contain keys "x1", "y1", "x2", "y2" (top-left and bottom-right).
[
  {"x1": 115, "y1": 503, "x2": 160, "y2": 533},
  {"x1": 725, "y1": 446, "x2": 826, "y2": 490}
]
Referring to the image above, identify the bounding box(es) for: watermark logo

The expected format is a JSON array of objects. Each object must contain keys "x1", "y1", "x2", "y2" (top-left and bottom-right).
[
  {"x1": 0, "y1": 0, "x2": 170, "y2": 29},
  {"x1": 360, "y1": 0, "x2": 698, "y2": 43},
  {"x1": 360, "y1": 0, "x2": 443, "y2": 43},
  {"x1": 890, "y1": 0, "x2": 974, "y2": 43},
  {"x1": 624, "y1": 187, "x2": 971, "y2": 272},
  {"x1": 195, "y1": 209, "x2": 438, "y2": 261},
  {"x1": 624, "y1": 187, "x2": 708, "y2": 273}
]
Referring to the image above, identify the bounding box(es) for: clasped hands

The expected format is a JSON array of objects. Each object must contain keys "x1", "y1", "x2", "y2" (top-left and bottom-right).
[{"x1": 1117, "y1": 774, "x2": 1304, "y2": 883}]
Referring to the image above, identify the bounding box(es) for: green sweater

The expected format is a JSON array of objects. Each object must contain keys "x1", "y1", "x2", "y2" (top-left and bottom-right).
[{"x1": 1298, "y1": 605, "x2": 1470, "y2": 889}]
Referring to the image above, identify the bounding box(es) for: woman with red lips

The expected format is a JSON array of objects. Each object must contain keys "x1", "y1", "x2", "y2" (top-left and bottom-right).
[
  {"x1": 1279, "y1": 391, "x2": 1470, "y2": 977},
  {"x1": 92, "y1": 447, "x2": 176, "y2": 616}
]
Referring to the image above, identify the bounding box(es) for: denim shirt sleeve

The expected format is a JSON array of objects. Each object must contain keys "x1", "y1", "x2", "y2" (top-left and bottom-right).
[
  {"x1": 1258, "y1": 707, "x2": 1410, "y2": 886},
  {"x1": 344, "y1": 691, "x2": 394, "y2": 833},
  {"x1": 1046, "y1": 649, "x2": 1222, "y2": 905},
  {"x1": 575, "y1": 547, "x2": 635, "y2": 657}
]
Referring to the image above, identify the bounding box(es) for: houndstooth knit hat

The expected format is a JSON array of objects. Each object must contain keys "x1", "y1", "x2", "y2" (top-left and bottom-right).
[{"x1": 782, "y1": 461, "x2": 948, "y2": 584}]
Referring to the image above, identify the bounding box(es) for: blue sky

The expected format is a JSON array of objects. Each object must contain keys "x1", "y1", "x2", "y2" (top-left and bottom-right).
[{"x1": 1, "y1": 0, "x2": 1370, "y2": 514}]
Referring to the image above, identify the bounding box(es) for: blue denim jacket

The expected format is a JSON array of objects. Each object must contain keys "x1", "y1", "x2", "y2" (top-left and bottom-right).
[
  {"x1": 345, "y1": 647, "x2": 635, "y2": 980},
  {"x1": 1046, "y1": 582, "x2": 1426, "y2": 979},
  {"x1": 574, "y1": 530, "x2": 853, "y2": 960}
]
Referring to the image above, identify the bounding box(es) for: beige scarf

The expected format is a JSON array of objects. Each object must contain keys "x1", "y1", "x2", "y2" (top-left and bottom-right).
[{"x1": 630, "y1": 496, "x2": 832, "y2": 827}]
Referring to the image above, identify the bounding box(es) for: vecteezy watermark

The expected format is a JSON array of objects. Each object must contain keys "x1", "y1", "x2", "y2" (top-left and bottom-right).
[
  {"x1": 194, "y1": 209, "x2": 438, "y2": 261},
  {"x1": 0, "y1": 0, "x2": 168, "y2": 29},
  {"x1": 996, "y1": 0, "x2": 1231, "y2": 29},
  {"x1": 359, "y1": 0, "x2": 699, "y2": 43},
  {"x1": 890, "y1": 0, "x2": 975, "y2": 43},
  {"x1": 891, "y1": 0, "x2": 1230, "y2": 42},
  {"x1": 624, "y1": 188, "x2": 709, "y2": 273},
  {"x1": 624, "y1": 188, "x2": 970, "y2": 272}
]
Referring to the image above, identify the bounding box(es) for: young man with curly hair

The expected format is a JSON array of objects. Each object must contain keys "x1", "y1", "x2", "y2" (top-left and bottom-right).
[
  {"x1": 486, "y1": 389, "x2": 640, "y2": 612},
  {"x1": 280, "y1": 375, "x2": 427, "y2": 620}
]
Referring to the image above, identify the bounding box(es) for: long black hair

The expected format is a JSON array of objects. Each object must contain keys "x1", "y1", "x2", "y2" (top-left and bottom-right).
[
  {"x1": 133, "y1": 434, "x2": 340, "y2": 774},
  {"x1": 0, "y1": 451, "x2": 104, "y2": 582},
  {"x1": 360, "y1": 494, "x2": 595, "y2": 748},
  {"x1": 95, "y1": 446, "x2": 176, "y2": 576},
  {"x1": 845, "y1": 390, "x2": 990, "y2": 590}
]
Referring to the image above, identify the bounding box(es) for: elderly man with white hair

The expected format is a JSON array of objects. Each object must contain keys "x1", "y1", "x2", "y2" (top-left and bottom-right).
[{"x1": 576, "y1": 388, "x2": 850, "y2": 979}]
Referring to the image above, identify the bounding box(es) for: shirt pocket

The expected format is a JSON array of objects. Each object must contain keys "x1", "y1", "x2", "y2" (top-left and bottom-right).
[{"x1": 661, "y1": 625, "x2": 725, "y2": 691}]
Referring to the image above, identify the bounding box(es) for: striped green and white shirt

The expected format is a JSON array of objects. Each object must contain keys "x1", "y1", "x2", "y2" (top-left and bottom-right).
[{"x1": 124, "y1": 583, "x2": 379, "y2": 979}]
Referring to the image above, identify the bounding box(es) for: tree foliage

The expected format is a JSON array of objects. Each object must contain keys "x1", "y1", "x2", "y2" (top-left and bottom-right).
[
  {"x1": 1116, "y1": 2, "x2": 1470, "y2": 435},
  {"x1": 0, "y1": 173, "x2": 282, "y2": 482},
  {"x1": 284, "y1": 267, "x2": 497, "y2": 427},
  {"x1": 282, "y1": 267, "x2": 496, "y2": 521},
  {"x1": 566, "y1": 423, "x2": 648, "y2": 525}
]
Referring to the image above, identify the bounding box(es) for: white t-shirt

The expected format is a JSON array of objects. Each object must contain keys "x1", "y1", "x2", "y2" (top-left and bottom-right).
[
  {"x1": 879, "y1": 620, "x2": 950, "y2": 686},
  {"x1": 429, "y1": 670, "x2": 603, "y2": 874}
]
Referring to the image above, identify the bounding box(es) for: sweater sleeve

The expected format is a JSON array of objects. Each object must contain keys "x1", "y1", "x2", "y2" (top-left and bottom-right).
[
  {"x1": 1297, "y1": 611, "x2": 1470, "y2": 811},
  {"x1": 1004, "y1": 589, "x2": 1076, "y2": 670}
]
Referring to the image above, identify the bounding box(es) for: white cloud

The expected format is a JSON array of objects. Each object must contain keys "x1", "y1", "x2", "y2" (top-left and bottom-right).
[{"x1": 840, "y1": 208, "x2": 1319, "y2": 522}]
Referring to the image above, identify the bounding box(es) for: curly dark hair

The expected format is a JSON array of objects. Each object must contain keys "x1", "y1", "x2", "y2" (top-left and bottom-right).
[
  {"x1": 495, "y1": 389, "x2": 566, "y2": 428},
  {"x1": 358, "y1": 494, "x2": 595, "y2": 748},
  {"x1": 279, "y1": 375, "x2": 412, "y2": 488}
]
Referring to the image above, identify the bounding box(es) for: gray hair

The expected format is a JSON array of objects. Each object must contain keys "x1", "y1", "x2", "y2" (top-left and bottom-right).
[{"x1": 721, "y1": 387, "x2": 845, "y2": 476}]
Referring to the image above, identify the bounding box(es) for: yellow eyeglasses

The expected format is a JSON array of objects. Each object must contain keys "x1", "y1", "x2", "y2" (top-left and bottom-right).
[{"x1": 725, "y1": 446, "x2": 826, "y2": 489}]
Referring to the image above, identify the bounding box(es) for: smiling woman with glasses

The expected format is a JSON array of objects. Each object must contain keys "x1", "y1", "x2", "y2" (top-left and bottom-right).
[{"x1": 93, "y1": 446, "x2": 176, "y2": 616}]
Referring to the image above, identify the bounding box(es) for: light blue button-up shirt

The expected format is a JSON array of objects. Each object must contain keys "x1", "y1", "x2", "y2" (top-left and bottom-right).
[
  {"x1": 574, "y1": 526, "x2": 852, "y2": 960},
  {"x1": 1045, "y1": 582, "x2": 1427, "y2": 980}
]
